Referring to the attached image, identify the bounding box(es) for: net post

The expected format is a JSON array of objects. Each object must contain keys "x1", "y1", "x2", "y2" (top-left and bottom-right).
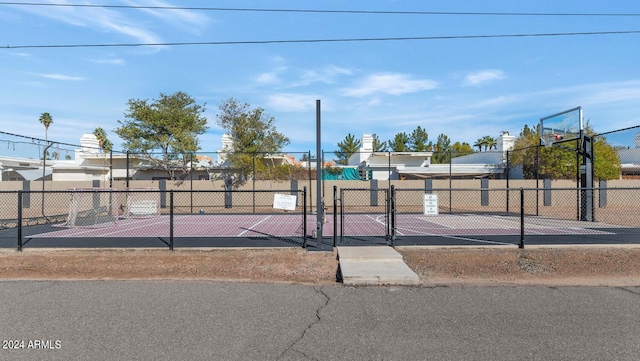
[
  {"x1": 519, "y1": 188, "x2": 525, "y2": 249},
  {"x1": 169, "y1": 190, "x2": 174, "y2": 251},
  {"x1": 17, "y1": 191, "x2": 23, "y2": 252}
]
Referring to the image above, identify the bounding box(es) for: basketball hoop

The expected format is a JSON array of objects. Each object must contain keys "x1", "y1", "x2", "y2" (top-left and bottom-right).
[
  {"x1": 541, "y1": 134, "x2": 556, "y2": 148},
  {"x1": 540, "y1": 106, "x2": 583, "y2": 149}
]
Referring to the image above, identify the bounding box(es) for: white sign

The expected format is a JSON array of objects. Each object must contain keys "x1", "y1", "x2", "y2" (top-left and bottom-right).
[
  {"x1": 423, "y1": 194, "x2": 438, "y2": 215},
  {"x1": 273, "y1": 194, "x2": 297, "y2": 211}
]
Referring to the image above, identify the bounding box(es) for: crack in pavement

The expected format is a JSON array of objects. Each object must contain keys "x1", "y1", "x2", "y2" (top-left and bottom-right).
[
  {"x1": 618, "y1": 287, "x2": 640, "y2": 296},
  {"x1": 277, "y1": 286, "x2": 330, "y2": 361}
]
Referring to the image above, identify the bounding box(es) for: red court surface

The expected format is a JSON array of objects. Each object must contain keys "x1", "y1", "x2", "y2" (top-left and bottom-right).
[{"x1": 29, "y1": 213, "x2": 616, "y2": 238}]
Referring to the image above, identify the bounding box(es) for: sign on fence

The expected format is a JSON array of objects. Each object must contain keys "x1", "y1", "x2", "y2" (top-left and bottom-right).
[
  {"x1": 273, "y1": 194, "x2": 297, "y2": 211},
  {"x1": 423, "y1": 193, "x2": 438, "y2": 215}
]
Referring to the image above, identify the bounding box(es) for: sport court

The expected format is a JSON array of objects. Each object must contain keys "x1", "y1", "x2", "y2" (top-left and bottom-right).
[{"x1": 3, "y1": 210, "x2": 638, "y2": 249}]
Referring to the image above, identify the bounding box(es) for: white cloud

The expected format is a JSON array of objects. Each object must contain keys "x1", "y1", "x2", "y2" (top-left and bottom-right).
[
  {"x1": 256, "y1": 72, "x2": 279, "y2": 84},
  {"x1": 475, "y1": 95, "x2": 521, "y2": 108},
  {"x1": 341, "y1": 73, "x2": 438, "y2": 97},
  {"x1": 13, "y1": 1, "x2": 163, "y2": 44},
  {"x1": 299, "y1": 66, "x2": 353, "y2": 85},
  {"x1": 267, "y1": 94, "x2": 320, "y2": 112},
  {"x1": 90, "y1": 58, "x2": 125, "y2": 65},
  {"x1": 577, "y1": 81, "x2": 640, "y2": 106},
  {"x1": 123, "y1": 0, "x2": 210, "y2": 34},
  {"x1": 35, "y1": 73, "x2": 85, "y2": 81},
  {"x1": 463, "y1": 70, "x2": 506, "y2": 86}
]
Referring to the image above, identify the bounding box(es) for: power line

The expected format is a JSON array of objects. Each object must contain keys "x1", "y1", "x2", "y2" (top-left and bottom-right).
[
  {"x1": 4, "y1": 30, "x2": 640, "y2": 49},
  {"x1": 1, "y1": 1, "x2": 640, "y2": 17}
]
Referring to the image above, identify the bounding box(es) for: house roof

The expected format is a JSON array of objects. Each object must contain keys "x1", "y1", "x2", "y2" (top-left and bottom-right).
[
  {"x1": 617, "y1": 148, "x2": 640, "y2": 165},
  {"x1": 450, "y1": 151, "x2": 504, "y2": 165},
  {"x1": 14, "y1": 167, "x2": 52, "y2": 181}
]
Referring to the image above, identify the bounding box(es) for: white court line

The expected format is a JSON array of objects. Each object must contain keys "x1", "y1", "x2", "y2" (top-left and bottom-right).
[
  {"x1": 42, "y1": 217, "x2": 164, "y2": 238},
  {"x1": 441, "y1": 235, "x2": 513, "y2": 246},
  {"x1": 88, "y1": 217, "x2": 171, "y2": 237},
  {"x1": 371, "y1": 214, "x2": 408, "y2": 236},
  {"x1": 237, "y1": 215, "x2": 272, "y2": 237}
]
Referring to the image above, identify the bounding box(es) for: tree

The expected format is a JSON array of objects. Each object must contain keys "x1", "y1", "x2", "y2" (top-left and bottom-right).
[
  {"x1": 484, "y1": 136, "x2": 497, "y2": 150},
  {"x1": 451, "y1": 141, "x2": 475, "y2": 157},
  {"x1": 39, "y1": 112, "x2": 53, "y2": 143},
  {"x1": 93, "y1": 127, "x2": 113, "y2": 152},
  {"x1": 433, "y1": 134, "x2": 451, "y2": 152},
  {"x1": 586, "y1": 124, "x2": 621, "y2": 180},
  {"x1": 388, "y1": 132, "x2": 410, "y2": 152},
  {"x1": 335, "y1": 133, "x2": 361, "y2": 165},
  {"x1": 509, "y1": 125, "x2": 542, "y2": 178},
  {"x1": 509, "y1": 123, "x2": 621, "y2": 180},
  {"x1": 473, "y1": 138, "x2": 485, "y2": 152},
  {"x1": 216, "y1": 98, "x2": 290, "y2": 174},
  {"x1": 114, "y1": 91, "x2": 208, "y2": 180},
  {"x1": 409, "y1": 126, "x2": 430, "y2": 152},
  {"x1": 371, "y1": 134, "x2": 387, "y2": 152},
  {"x1": 431, "y1": 133, "x2": 452, "y2": 163}
]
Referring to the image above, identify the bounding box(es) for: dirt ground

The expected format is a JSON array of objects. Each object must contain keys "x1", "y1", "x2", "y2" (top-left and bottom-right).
[{"x1": 1, "y1": 246, "x2": 639, "y2": 286}]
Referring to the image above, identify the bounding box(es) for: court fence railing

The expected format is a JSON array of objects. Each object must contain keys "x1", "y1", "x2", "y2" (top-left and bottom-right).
[
  {"x1": 333, "y1": 186, "x2": 640, "y2": 248},
  {"x1": 2, "y1": 185, "x2": 639, "y2": 251},
  {"x1": 1, "y1": 188, "x2": 308, "y2": 251}
]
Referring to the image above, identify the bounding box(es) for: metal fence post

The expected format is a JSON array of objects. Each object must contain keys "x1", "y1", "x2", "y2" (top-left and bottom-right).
[
  {"x1": 17, "y1": 191, "x2": 23, "y2": 252},
  {"x1": 169, "y1": 190, "x2": 174, "y2": 251},
  {"x1": 252, "y1": 153, "x2": 256, "y2": 214},
  {"x1": 339, "y1": 188, "x2": 344, "y2": 245},
  {"x1": 126, "y1": 150, "x2": 130, "y2": 189},
  {"x1": 303, "y1": 187, "x2": 307, "y2": 248},
  {"x1": 519, "y1": 188, "x2": 525, "y2": 249},
  {"x1": 109, "y1": 150, "x2": 113, "y2": 189},
  {"x1": 390, "y1": 185, "x2": 396, "y2": 247},
  {"x1": 506, "y1": 151, "x2": 510, "y2": 213},
  {"x1": 449, "y1": 150, "x2": 452, "y2": 214},
  {"x1": 308, "y1": 150, "x2": 312, "y2": 214},
  {"x1": 190, "y1": 153, "x2": 194, "y2": 214},
  {"x1": 333, "y1": 185, "x2": 337, "y2": 248},
  {"x1": 535, "y1": 145, "x2": 539, "y2": 216}
]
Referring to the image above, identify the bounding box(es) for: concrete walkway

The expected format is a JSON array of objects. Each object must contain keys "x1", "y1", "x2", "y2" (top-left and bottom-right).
[{"x1": 337, "y1": 246, "x2": 420, "y2": 285}]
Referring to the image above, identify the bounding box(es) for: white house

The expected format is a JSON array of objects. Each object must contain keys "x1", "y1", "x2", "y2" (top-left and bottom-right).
[
  {"x1": 346, "y1": 132, "x2": 516, "y2": 180},
  {"x1": 0, "y1": 157, "x2": 48, "y2": 181}
]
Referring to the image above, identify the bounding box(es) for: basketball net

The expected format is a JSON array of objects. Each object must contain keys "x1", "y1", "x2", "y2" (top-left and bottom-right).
[{"x1": 541, "y1": 134, "x2": 557, "y2": 148}]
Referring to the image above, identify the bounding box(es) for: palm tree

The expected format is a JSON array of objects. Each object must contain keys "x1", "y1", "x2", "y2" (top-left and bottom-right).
[
  {"x1": 39, "y1": 112, "x2": 53, "y2": 143},
  {"x1": 93, "y1": 127, "x2": 113, "y2": 152},
  {"x1": 473, "y1": 138, "x2": 485, "y2": 152},
  {"x1": 483, "y1": 135, "x2": 497, "y2": 151}
]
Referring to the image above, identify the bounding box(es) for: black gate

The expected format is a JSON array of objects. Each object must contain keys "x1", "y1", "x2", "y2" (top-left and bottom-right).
[{"x1": 338, "y1": 187, "x2": 391, "y2": 245}]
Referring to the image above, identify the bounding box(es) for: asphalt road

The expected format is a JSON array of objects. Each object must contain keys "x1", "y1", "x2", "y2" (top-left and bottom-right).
[{"x1": 1, "y1": 281, "x2": 639, "y2": 360}]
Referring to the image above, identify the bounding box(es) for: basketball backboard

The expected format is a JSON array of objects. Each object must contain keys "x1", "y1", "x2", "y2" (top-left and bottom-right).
[{"x1": 540, "y1": 106, "x2": 583, "y2": 147}]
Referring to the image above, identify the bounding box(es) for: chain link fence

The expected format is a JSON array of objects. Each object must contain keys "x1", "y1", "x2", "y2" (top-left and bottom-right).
[
  {"x1": 0, "y1": 188, "x2": 308, "y2": 250},
  {"x1": 338, "y1": 188, "x2": 390, "y2": 245},
  {"x1": 331, "y1": 186, "x2": 640, "y2": 247}
]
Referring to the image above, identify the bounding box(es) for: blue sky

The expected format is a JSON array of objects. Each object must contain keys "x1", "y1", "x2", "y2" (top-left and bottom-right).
[{"x1": 1, "y1": 0, "x2": 640, "y2": 158}]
